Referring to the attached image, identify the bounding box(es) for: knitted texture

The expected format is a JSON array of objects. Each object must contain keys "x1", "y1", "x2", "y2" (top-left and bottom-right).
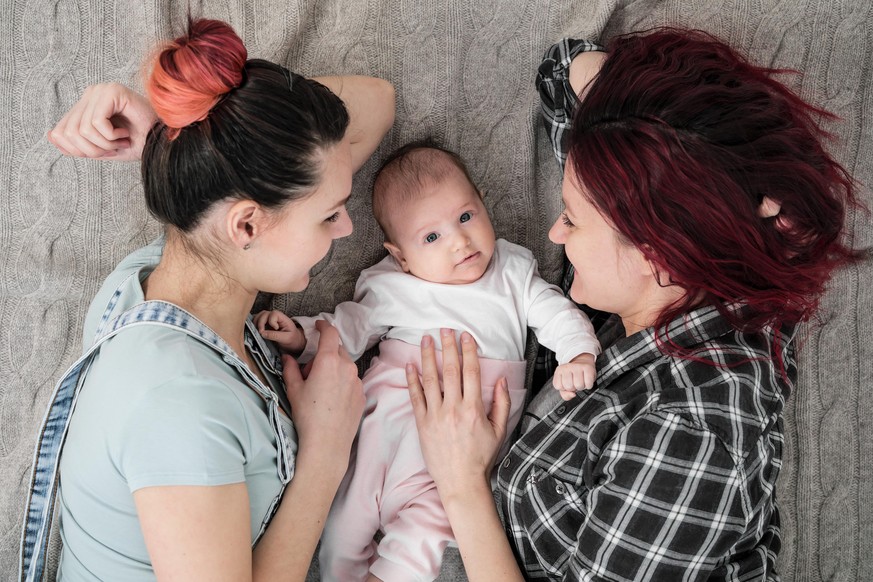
[{"x1": 1, "y1": 1, "x2": 870, "y2": 580}]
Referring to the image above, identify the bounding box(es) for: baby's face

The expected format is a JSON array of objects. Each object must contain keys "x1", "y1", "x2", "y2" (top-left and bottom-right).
[{"x1": 384, "y1": 171, "x2": 496, "y2": 285}]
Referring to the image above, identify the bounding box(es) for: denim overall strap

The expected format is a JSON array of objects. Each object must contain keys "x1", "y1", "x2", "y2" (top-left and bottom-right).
[{"x1": 20, "y1": 298, "x2": 296, "y2": 582}]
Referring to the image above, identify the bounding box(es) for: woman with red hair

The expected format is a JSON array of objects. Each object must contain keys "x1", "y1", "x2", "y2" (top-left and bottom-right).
[
  {"x1": 25, "y1": 18, "x2": 393, "y2": 581},
  {"x1": 409, "y1": 29, "x2": 860, "y2": 580}
]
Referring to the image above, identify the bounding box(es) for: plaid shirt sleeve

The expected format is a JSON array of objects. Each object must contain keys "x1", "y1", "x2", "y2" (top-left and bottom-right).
[{"x1": 536, "y1": 38, "x2": 605, "y2": 169}]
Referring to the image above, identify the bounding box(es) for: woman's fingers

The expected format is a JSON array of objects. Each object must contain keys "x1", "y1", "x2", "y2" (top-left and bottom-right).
[
  {"x1": 51, "y1": 106, "x2": 88, "y2": 157},
  {"x1": 60, "y1": 94, "x2": 108, "y2": 158},
  {"x1": 407, "y1": 363, "x2": 427, "y2": 420},
  {"x1": 419, "y1": 334, "x2": 443, "y2": 406},
  {"x1": 281, "y1": 353, "x2": 304, "y2": 394},
  {"x1": 91, "y1": 92, "x2": 131, "y2": 142},
  {"x1": 314, "y1": 319, "x2": 345, "y2": 357},
  {"x1": 439, "y1": 328, "x2": 461, "y2": 407},
  {"x1": 79, "y1": 94, "x2": 122, "y2": 152},
  {"x1": 253, "y1": 311, "x2": 268, "y2": 332},
  {"x1": 458, "y1": 332, "x2": 483, "y2": 408},
  {"x1": 488, "y1": 378, "x2": 511, "y2": 440}
]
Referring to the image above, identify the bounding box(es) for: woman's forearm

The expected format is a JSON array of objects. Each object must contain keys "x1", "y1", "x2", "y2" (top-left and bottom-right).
[
  {"x1": 440, "y1": 478, "x2": 525, "y2": 582},
  {"x1": 313, "y1": 75, "x2": 395, "y2": 171},
  {"x1": 255, "y1": 323, "x2": 364, "y2": 580},
  {"x1": 251, "y1": 458, "x2": 345, "y2": 581}
]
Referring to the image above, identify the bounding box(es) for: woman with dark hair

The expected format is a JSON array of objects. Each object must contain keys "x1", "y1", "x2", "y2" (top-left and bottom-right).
[
  {"x1": 407, "y1": 29, "x2": 860, "y2": 580},
  {"x1": 24, "y1": 18, "x2": 394, "y2": 581}
]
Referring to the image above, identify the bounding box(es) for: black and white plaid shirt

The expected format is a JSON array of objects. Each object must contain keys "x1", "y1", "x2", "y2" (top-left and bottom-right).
[{"x1": 500, "y1": 39, "x2": 792, "y2": 581}]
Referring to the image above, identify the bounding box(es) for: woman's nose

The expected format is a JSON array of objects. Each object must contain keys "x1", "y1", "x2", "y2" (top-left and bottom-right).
[
  {"x1": 548, "y1": 218, "x2": 565, "y2": 244},
  {"x1": 335, "y1": 212, "x2": 353, "y2": 239}
]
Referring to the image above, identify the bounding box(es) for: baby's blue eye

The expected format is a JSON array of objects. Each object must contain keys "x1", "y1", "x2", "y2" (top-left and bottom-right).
[
  {"x1": 459, "y1": 211, "x2": 472, "y2": 223},
  {"x1": 425, "y1": 232, "x2": 439, "y2": 244}
]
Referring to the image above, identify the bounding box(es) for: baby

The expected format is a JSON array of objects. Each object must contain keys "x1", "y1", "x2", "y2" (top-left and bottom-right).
[{"x1": 255, "y1": 144, "x2": 599, "y2": 582}]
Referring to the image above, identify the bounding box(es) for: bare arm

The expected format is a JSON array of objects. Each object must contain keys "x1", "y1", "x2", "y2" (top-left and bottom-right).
[
  {"x1": 312, "y1": 76, "x2": 395, "y2": 172},
  {"x1": 134, "y1": 484, "x2": 252, "y2": 581},
  {"x1": 407, "y1": 330, "x2": 524, "y2": 581},
  {"x1": 134, "y1": 459, "x2": 348, "y2": 582},
  {"x1": 48, "y1": 75, "x2": 394, "y2": 172}
]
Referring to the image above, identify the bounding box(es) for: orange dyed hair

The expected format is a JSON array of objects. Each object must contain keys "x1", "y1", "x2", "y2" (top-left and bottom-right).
[{"x1": 146, "y1": 18, "x2": 247, "y2": 139}]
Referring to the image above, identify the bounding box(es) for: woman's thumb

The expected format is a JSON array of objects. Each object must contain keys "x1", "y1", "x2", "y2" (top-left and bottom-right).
[
  {"x1": 281, "y1": 354, "x2": 304, "y2": 392},
  {"x1": 489, "y1": 378, "x2": 512, "y2": 437}
]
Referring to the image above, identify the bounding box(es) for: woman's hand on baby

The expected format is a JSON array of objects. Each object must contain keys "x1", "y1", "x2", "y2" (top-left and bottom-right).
[
  {"x1": 407, "y1": 329, "x2": 512, "y2": 503},
  {"x1": 553, "y1": 353, "x2": 597, "y2": 401},
  {"x1": 281, "y1": 320, "x2": 364, "y2": 483},
  {"x1": 47, "y1": 83, "x2": 157, "y2": 161},
  {"x1": 254, "y1": 310, "x2": 306, "y2": 354}
]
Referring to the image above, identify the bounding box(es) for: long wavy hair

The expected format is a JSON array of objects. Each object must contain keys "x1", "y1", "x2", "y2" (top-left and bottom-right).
[{"x1": 567, "y1": 28, "x2": 862, "y2": 364}]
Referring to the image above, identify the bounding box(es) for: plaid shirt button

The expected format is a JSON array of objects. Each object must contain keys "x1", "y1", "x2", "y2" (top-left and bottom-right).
[
  {"x1": 502, "y1": 457, "x2": 511, "y2": 468},
  {"x1": 556, "y1": 405, "x2": 566, "y2": 415}
]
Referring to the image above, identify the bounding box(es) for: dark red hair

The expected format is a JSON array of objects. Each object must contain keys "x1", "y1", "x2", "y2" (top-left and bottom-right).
[{"x1": 568, "y1": 28, "x2": 861, "y2": 361}]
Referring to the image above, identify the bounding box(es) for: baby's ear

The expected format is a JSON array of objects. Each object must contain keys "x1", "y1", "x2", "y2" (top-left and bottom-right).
[{"x1": 383, "y1": 241, "x2": 410, "y2": 272}]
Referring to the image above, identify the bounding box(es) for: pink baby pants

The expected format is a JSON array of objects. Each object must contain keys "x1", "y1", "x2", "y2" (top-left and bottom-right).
[{"x1": 318, "y1": 339, "x2": 526, "y2": 582}]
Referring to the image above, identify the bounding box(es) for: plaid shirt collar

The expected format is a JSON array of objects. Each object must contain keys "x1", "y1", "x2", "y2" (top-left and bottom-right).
[{"x1": 598, "y1": 304, "x2": 737, "y2": 387}]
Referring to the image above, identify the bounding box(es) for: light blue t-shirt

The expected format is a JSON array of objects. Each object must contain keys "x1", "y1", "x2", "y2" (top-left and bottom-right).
[{"x1": 57, "y1": 239, "x2": 294, "y2": 581}]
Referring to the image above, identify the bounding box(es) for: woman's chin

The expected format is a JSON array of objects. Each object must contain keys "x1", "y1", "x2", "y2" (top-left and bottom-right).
[
  {"x1": 568, "y1": 284, "x2": 584, "y2": 305},
  {"x1": 291, "y1": 275, "x2": 310, "y2": 292},
  {"x1": 276, "y1": 273, "x2": 310, "y2": 294}
]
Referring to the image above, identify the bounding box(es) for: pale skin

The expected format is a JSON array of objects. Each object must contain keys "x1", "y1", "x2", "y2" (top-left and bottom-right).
[
  {"x1": 49, "y1": 75, "x2": 396, "y2": 581},
  {"x1": 255, "y1": 164, "x2": 598, "y2": 405}
]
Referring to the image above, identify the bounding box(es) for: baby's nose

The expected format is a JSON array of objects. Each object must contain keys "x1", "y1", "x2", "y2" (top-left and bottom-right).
[{"x1": 453, "y1": 233, "x2": 471, "y2": 250}]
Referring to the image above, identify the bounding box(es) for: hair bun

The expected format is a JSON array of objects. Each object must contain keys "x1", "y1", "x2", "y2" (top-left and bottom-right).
[{"x1": 147, "y1": 18, "x2": 247, "y2": 137}]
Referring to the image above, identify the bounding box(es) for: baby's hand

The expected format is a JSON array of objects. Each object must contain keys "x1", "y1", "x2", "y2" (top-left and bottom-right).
[
  {"x1": 253, "y1": 310, "x2": 306, "y2": 354},
  {"x1": 553, "y1": 353, "x2": 597, "y2": 401}
]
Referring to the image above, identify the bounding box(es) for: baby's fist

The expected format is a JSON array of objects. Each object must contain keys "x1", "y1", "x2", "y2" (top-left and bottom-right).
[
  {"x1": 253, "y1": 309, "x2": 306, "y2": 354},
  {"x1": 553, "y1": 353, "x2": 596, "y2": 401}
]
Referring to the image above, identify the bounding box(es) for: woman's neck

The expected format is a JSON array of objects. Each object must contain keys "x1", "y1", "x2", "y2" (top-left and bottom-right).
[
  {"x1": 142, "y1": 242, "x2": 256, "y2": 356},
  {"x1": 619, "y1": 280, "x2": 694, "y2": 338}
]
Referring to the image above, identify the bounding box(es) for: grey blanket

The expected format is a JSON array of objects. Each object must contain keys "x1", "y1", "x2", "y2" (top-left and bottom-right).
[{"x1": 2, "y1": 1, "x2": 871, "y2": 580}]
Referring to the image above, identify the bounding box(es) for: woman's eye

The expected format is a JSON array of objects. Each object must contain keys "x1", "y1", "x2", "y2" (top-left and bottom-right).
[
  {"x1": 459, "y1": 211, "x2": 472, "y2": 223},
  {"x1": 325, "y1": 211, "x2": 341, "y2": 223},
  {"x1": 425, "y1": 232, "x2": 439, "y2": 244},
  {"x1": 561, "y1": 212, "x2": 574, "y2": 227}
]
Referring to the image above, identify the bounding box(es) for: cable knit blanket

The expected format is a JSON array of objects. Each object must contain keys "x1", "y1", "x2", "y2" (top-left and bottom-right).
[{"x1": 1, "y1": 1, "x2": 870, "y2": 580}]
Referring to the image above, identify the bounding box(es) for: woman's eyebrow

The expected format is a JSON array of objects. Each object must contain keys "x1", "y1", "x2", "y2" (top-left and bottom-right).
[{"x1": 328, "y1": 193, "x2": 352, "y2": 211}]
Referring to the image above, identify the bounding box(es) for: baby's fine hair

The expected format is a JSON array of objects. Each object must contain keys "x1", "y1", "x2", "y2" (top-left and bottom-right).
[{"x1": 372, "y1": 141, "x2": 477, "y2": 241}]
